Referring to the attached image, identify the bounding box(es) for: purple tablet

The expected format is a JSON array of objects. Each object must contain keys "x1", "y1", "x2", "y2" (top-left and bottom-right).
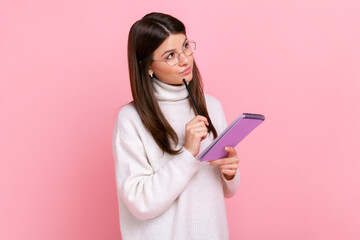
[{"x1": 197, "y1": 113, "x2": 265, "y2": 162}]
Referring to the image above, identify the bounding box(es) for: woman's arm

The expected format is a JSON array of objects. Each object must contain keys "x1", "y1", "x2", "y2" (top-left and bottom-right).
[{"x1": 113, "y1": 110, "x2": 201, "y2": 221}]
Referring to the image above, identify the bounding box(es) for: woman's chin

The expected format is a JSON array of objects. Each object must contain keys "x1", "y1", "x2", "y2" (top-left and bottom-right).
[{"x1": 181, "y1": 75, "x2": 193, "y2": 83}]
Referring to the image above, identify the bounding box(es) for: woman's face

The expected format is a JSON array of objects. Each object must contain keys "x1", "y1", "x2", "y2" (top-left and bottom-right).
[{"x1": 149, "y1": 33, "x2": 194, "y2": 86}]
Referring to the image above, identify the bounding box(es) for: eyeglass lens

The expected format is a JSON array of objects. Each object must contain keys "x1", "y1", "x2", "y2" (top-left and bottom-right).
[{"x1": 167, "y1": 41, "x2": 196, "y2": 66}]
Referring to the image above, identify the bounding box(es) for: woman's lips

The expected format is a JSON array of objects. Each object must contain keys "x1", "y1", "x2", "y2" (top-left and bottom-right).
[{"x1": 180, "y1": 67, "x2": 192, "y2": 75}]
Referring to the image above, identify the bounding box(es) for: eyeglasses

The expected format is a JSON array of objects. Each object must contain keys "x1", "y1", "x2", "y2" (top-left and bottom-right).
[{"x1": 153, "y1": 40, "x2": 196, "y2": 66}]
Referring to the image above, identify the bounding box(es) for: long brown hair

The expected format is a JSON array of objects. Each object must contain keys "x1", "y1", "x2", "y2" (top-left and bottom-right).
[{"x1": 127, "y1": 12, "x2": 217, "y2": 155}]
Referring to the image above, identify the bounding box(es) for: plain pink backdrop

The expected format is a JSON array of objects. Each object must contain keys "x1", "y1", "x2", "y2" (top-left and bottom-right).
[{"x1": 1, "y1": 0, "x2": 359, "y2": 239}]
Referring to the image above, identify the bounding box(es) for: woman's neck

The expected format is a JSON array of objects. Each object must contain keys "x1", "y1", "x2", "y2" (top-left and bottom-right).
[{"x1": 152, "y1": 77, "x2": 188, "y2": 102}]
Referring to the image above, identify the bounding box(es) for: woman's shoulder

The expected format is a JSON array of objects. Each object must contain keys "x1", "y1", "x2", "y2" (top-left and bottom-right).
[
  {"x1": 117, "y1": 102, "x2": 137, "y2": 117},
  {"x1": 204, "y1": 94, "x2": 224, "y2": 112},
  {"x1": 115, "y1": 102, "x2": 141, "y2": 127},
  {"x1": 204, "y1": 94, "x2": 227, "y2": 132},
  {"x1": 113, "y1": 102, "x2": 147, "y2": 144}
]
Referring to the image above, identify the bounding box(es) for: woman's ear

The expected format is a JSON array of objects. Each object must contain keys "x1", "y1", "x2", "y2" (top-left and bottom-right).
[{"x1": 148, "y1": 67, "x2": 154, "y2": 78}]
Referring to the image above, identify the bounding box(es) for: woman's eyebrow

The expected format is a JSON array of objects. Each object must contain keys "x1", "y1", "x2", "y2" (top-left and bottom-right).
[{"x1": 160, "y1": 38, "x2": 188, "y2": 57}]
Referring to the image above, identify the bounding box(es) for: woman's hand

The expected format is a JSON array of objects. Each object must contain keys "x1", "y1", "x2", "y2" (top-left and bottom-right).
[
  {"x1": 208, "y1": 147, "x2": 239, "y2": 180},
  {"x1": 183, "y1": 115, "x2": 209, "y2": 157}
]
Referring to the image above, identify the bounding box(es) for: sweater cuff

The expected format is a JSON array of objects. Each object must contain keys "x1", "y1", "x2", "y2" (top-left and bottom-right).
[
  {"x1": 181, "y1": 147, "x2": 201, "y2": 163},
  {"x1": 221, "y1": 169, "x2": 240, "y2": 198}
]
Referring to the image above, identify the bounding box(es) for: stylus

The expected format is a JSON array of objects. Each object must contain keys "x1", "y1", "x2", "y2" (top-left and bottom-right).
[{"x1": 183, "y1": 79, "x2": 201, "y2": 115}]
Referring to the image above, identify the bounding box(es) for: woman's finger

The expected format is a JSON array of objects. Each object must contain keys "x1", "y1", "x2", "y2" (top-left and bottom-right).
[
  {"x1": 188, "y1": 115, "x2": 209, "y2": 126},
  {"x1": 188, "y1": 124, "x2": 208, "y2": 132},
  {"x1": 208, "y1": 157, "x2": 239, "y2": 166},
  {"x1": 221, "y1": 169, "x2": 237, "y2": 176},
  {"x1": 224, "y1": 146, "x2": 237, "y2": 158},
  {"x1": 219, "y1": 163, "x2": 238, "y2": 170},
  {"x1": 187, "y1": 121, "x2": 207, "y2": 130}
]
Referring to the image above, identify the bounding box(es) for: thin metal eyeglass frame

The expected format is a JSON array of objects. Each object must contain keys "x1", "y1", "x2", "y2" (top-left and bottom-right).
[{"x1": 152, "y1": 40, "x2": 196, "y2": 67}]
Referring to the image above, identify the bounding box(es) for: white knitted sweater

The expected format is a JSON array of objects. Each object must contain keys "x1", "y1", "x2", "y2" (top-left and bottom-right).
[{"x1": 112, "y1": 78, "x2": 240, "y2": 240}]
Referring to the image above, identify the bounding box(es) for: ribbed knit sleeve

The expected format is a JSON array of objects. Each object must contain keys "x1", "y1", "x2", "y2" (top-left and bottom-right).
[{"x1": 113, "y1": 105, "x2": 201, "y2": 220}]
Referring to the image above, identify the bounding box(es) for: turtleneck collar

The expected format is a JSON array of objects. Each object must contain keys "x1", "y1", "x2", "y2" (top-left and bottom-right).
[{"x1": 152, "y1": 77, "x2": 189, "y2": 102}]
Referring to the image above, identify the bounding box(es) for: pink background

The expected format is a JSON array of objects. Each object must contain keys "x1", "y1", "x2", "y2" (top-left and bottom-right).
[{"x1": 1, "y1": 0, "x2": 359, "y2": 239}]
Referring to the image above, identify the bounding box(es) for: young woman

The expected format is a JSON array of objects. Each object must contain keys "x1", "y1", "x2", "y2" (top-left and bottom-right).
[{"x1": 113, "y1": 12, "x2": 240, "y2": 240}]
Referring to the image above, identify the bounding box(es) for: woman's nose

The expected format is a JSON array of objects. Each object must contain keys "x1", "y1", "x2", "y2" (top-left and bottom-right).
[{"x1": 178, "y1": 52, "x2": 189, "y2": 66}]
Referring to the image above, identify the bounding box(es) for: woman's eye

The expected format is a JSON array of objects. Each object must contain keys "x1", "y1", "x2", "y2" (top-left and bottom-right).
[
  {"x1": 183, "y1": 42, "x2": 189, "y2": 50},
  {"x1": 166, "y1": 53, "x2": 174, "y2": 59}
]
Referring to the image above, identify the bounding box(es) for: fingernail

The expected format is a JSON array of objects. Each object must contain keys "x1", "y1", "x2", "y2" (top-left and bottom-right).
[{"x1": 225, "y1": 147, "x2": 229, "y2": 150}]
